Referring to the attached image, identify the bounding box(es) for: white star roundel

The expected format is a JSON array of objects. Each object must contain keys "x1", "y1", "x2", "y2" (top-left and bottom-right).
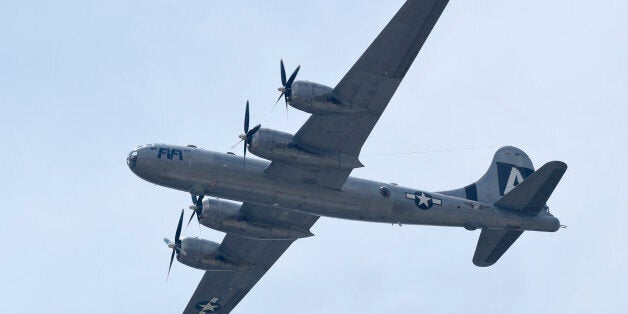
[
  {"x1": 196, "y1": 297, "x2": 221, "y2": 313},
  {"x1": 405, "y1": 192, "x2": 442, "y2": 210}
]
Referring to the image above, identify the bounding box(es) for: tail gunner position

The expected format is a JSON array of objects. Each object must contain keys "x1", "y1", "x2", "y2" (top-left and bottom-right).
[{"x1": 127, "y1": 1, "x2": 566, "y2": 313}]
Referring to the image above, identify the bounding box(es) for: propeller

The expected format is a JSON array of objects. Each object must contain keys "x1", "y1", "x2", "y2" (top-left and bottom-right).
[
  {"x1": 187, "y1": 194, "x2": 204, "y2": 228},
  {"x1": 164, "y1": 209, "x2": 185, "y2": 280},
  {"x1": 274, "y1": 59, "x2": 300, "y2": 113},
  {"x1": 232, "y1": 101, "x2": 261, "y2": 166}
]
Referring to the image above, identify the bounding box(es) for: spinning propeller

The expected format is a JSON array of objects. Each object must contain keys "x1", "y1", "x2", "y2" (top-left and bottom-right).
[
  {"x1": 232, "y1": 101, "x2": 260, "y2": 166},
  {"x1": 187, "y1": 194, "x2": 204, "y2": 228},
  {"x1": 274, "y1": 59, "x2": 300, "y2": 113},
  {"x1": 164, "y1": 209, "x2": 185, "y2": 279}
]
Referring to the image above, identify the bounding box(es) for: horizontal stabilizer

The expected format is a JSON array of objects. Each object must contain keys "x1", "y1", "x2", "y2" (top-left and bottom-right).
[
  {"x1": 494, "y1": 161, "x2": 567, "y2": 213},
  {"x1": 473, "y1": 229, "x2": 523, "y2": 267}
]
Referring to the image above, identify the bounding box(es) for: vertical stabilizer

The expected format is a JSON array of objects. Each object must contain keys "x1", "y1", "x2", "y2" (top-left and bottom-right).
[{"x1": 440, "y1": 146, "x2": 535, "y2": 204}]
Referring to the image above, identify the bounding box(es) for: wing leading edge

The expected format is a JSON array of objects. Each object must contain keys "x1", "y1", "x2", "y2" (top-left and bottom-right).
[{"x1": 267, "y1": 0, "x2": 450, "y2": 189}]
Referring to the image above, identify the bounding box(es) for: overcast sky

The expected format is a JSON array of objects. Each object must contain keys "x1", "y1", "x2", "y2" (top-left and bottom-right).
[{"x1": 1, "y1": 0, "x2": 627, "y2": 313}]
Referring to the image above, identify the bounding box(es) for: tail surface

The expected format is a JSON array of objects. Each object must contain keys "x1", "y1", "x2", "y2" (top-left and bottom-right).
[
  {"x1": 472, "y1": 229, "x2": 523, "y2": 267},
  {"x1": 441, "y1": 146, "x2": 567, "y2": 267},
  {"x1": 493, "y1": 160, "x2": 567, "y2": 213},
  {"x1": 440, "y1": 146, "x2": 536, "y2": 204}
]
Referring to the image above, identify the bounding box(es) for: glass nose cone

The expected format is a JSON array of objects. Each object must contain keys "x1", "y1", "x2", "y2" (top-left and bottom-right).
[{"x1": 127, "y1": 150, "x2": 138, "y2": 169}]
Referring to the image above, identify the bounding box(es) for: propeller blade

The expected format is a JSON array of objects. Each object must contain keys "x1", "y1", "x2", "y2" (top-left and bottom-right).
[
  {"x1": 186, "y1": 195, "x2": 204, "y2": 230},
  {"x1": 271, "y1": 92, "x2": 284, "y2": 113},
  {"x1": 286, "y1": 65, "x2": 300, "y2": 87},
  {"x1": 243, "y1": 142, "x2": 247, "y2": 167},
  {"x1": 167, "y1": 210, "x2": 185, "y2": 280},
  {"x1": 244, "y1": 100, "x2": 250, "y2": 133},
  {"x1": 247, "y1": 124, "x2": 262, "y2": 136},
  {"x1": 175, "y1": 209, "x2": 184, "y2": 244},
  {"x1": 167, "y1": 248, "x2": 175, "y2": 280},
  {"x1": 230, "y1": 138, "x2": 243, "y2": 149},
  {"x1": 276, "y1": 60, "x2": 299, "y2": 113},
  {"x1": 274, "y1": 92, "x2": 284, "y2": 105},
  {"x1": 246, "y1": 124, "x2": 261, "y2": 141},
  {"x1": 280, "y1": 59, "x2": 286, "y2": 86},
  {"x1": 241, "y1": 101, "x2": 260, "y2": 166},
  {"x1": 243, "y1": 101, "x2": 256, "y2": 167},
  {"x1": 186, "y1": 212, "x2": 195, "y2": 228}
]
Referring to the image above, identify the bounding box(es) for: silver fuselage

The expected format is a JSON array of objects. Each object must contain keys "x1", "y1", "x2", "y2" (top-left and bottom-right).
[{"x1": 128, "y1": 144, "x2": 560, "y2": 232}]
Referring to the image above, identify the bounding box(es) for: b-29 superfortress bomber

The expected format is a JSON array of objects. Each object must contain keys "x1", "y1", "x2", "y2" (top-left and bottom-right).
[{"x1": 128, "y1": 0, "x2": 567, "y2": 313}]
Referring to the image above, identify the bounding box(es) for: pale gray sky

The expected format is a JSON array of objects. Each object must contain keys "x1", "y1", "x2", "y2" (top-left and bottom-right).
[{"x1": 1, "y1": 1, "x2": 627, "y2": 313}]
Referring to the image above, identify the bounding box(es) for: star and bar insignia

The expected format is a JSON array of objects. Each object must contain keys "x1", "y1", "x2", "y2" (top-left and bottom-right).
[{"x1": 405, "y1": 192, "x2": 442, "y2": 210}]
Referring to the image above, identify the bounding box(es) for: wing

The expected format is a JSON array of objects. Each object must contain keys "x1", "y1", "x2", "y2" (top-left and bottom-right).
[
  {"x1": 183, "y1": 202, "x2": 318, "y2": 314},
  {"x1": 267, "y1": 0, "x2": 450, "y2": 189}
]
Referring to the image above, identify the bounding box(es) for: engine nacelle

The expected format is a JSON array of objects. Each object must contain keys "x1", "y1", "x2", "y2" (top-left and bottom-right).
[
  {"x1": 176, "y1": 237, "x2": 248, "y2": 271},
  {"x1": 199, "y1": 198, "x2": 314, "y2": 240},
  {"x1": 289, "y1": 81, "x2": 364, "y2": 115},
  {"x1": 248, "y1": 128, "x2": 363, "y2": 169}
]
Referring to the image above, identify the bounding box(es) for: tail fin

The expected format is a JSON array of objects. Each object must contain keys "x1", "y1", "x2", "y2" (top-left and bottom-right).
[
  {"x1": 440, "y1": 146, "x2": 535, "y2": 203},
  {"x1": 441, "y1": 146, "x2": 567, "y2": 267}
]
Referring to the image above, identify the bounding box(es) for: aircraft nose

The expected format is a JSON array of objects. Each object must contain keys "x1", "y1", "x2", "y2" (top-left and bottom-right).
[{"x1": 126, "y1": 149, "x2": 139, "y2": 170}]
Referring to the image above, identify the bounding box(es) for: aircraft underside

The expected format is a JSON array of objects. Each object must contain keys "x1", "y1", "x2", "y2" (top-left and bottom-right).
[{"x1": 126, "y1": 1, "x2": 567, "y2": 312}]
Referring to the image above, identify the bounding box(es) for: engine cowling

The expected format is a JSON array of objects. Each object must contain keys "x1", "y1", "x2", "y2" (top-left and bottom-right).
[
  {"x1": 176, "y1": 237, "x2": 248, "y2": 271},
  {"x1": 199, "y1": 198, "x2": 314, "y2": 240},
  {"x1": 289, "y1": 81, "x2": 364, "y2": 114},
  {"x1": 248, "y1": 128, "x2": 363, "y2": 169}
]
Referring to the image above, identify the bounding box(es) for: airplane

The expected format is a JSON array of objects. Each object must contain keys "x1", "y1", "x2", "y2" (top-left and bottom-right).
[{"x1": 127, "y1": 0, "x2": 567, "y2": 313}]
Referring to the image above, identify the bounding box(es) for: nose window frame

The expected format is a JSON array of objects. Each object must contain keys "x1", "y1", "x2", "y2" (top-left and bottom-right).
[{"x1": 127, "y1": 151, "x2": 138, "y2": 168}]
